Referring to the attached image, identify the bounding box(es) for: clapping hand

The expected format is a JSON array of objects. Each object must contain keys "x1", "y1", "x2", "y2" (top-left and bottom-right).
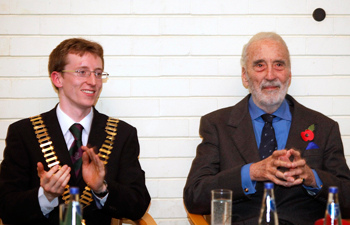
[
  {"x1": 37, "y1": 163, "x2": 71, "y2": 202},
  {"x1": 81, "y1": 146, "x2": 107, "y2": 194}
]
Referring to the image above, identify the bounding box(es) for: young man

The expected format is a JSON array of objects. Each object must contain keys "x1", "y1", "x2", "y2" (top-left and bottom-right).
[{"x1": 0, "y1": 38, "x2": 150, "y2": 225}]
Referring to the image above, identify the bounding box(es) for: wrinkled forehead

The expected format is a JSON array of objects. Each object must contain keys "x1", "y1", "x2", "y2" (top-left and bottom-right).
[{"x1": 247, "y1": 39, "x2": 290, "y2": 67}]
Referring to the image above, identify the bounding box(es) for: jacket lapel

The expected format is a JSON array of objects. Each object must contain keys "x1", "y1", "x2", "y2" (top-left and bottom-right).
[
  {"x1": 285, "y1": 95, "x2": 310, "y2": 154},
  {"x1": 42, "y1": 106, "x2": 77, "y2": 184},
  {"x1": 87, "y1": 108, "x2": 107, "y2": 150},
  {"x1": 227, "y1": 95, "x2": 261, "y2": 163}
]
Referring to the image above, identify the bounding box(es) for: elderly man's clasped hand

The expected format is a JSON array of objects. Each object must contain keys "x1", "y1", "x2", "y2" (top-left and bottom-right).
[{"x1": 250, "y1": 149, "x2": 316, "y2": 188}]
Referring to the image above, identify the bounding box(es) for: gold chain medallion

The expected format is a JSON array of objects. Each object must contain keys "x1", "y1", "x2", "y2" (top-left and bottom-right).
[{"x1": 31, "y1": 115, "x2": 119, "y2": 208}]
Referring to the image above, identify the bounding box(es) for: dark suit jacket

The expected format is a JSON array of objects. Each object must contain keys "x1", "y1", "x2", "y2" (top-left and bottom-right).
[
  {"x1": 0, "y1": 107, "x2": 150, "y2": 225},
  {"x1": 184, "y1": 94, "x2": 350, "y2": 225}
]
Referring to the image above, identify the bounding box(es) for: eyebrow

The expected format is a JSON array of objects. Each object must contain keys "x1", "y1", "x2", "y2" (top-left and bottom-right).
[
  {"x1": 77, "y1": 66, "x2": 103, "y2": 71},
  {"x1": 252, "y1": 59, "x2": 287, "y2": 66},
  {"x1": 252, "y1": 59, "x2": 265, "y2": 66},
  {"x1": 274, "y1": 60, "x2": 286, "y2": 65}
]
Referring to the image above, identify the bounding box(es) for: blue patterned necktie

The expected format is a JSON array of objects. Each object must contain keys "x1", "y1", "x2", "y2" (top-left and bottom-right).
[
  {"x1": 258, "y1": 114, "x2": 277, "y2": 159},
  {"x1": 69, "y1": 123, "x2": 83, "y2": 176}
]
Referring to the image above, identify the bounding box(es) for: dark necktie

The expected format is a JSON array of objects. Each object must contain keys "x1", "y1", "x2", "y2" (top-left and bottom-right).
[
  {"x1": 69, "y1": 123, "x2": 83, "y2": 176},
  {"x1": 258, "y1": 114, "x2": 277, "y2": 159}
]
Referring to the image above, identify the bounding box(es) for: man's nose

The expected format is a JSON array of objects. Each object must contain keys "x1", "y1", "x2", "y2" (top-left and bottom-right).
[
  {"x1": 87, "y1": 72, "x2": 97, "y2": 85},
  {"x1": 265, "y1": 65, "x2": 277, "y2": 80}
]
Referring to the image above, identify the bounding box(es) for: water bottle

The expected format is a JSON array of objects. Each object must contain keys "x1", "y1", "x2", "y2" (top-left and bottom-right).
[
  {"x1": 63, "y1": 187, "x2": 83, "y2": 225},
  {"x1": 323, "y1": 186, "x2": 342, "y2": 225},
  {"x1": 258, "y1": 182, "x2": 278, "y2": 225}
]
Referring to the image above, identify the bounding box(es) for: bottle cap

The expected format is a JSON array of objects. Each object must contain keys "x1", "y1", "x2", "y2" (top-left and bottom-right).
[
  {"x1": 264, "y1": 182, "x2": 274, "y2": 189},
  {"x1": 329, "y1": 186, "x2": 338, "y2": 194},
  {"x1": 70, "y1": 187, "x2": 79, "y2": 194}
]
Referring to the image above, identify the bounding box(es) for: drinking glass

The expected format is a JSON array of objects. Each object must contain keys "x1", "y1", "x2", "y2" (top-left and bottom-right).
[{"x1": 211, "y1": 189, "x2": 232, "y2": 225}]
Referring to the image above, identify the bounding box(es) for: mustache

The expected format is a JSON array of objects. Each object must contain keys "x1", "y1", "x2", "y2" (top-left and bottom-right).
[{"x1": 260, "y1": 80, "x2": 282, "y2": 89}]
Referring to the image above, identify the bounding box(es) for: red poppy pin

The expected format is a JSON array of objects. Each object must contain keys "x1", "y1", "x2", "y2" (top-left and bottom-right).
[
  {"x1": 301, "y1": 124, "x2": 319, "y2": 150},
  {"x1": 301, "y1": 124, "x2": 315, "y2": 141}
]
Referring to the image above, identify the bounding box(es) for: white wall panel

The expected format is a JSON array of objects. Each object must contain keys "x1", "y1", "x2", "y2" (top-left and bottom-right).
[{"x1": 1, "y1": 1, "x2": 350, "y2": 224}]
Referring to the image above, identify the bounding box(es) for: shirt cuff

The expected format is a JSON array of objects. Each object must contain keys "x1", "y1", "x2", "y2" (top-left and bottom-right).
[
  {"x1": 241, "y1": 163, "x2": 257, "y2": 195},
  {"x1": 303, "y1": 169, "x2": 323, "y2": 196},
  {"x1": 38, "y1": 187, "x2": 58, "y2": 216},
  {"x1": 92, "y1": 191, "x2": 109, "y2": 209}
]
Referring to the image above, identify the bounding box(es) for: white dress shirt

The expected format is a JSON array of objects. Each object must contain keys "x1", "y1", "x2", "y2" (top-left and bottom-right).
[{"x1": 38, "y1": 104, "x2": 107, "y2": 216}]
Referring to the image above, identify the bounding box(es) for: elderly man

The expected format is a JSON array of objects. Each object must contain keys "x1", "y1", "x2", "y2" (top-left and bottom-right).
[
  {"x1": 184, "y1": 32, "x2": 350, "y2": 224},
  {"x1": 0, "y1": 38, "x2": 150, "y2": 225}
]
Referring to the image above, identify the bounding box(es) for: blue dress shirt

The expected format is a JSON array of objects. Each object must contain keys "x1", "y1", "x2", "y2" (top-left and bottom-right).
[{"x1": 240, "y1": 97, "x2": 322, "y2": 195}]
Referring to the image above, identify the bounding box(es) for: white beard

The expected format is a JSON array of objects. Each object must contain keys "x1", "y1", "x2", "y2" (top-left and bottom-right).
[{"x1": 248, "y1": 78, "x2": 290, "y2": 110}]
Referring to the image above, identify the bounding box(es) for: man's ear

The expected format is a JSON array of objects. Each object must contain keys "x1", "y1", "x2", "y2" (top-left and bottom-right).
[
  {"x1": 288, "y1": 72, "x2": 292, "y2": 87},
  {"x1": 241, "y1": 67, "x2": 249, "y2": 89},
  {"x1": 51, "y1": 71, "x2": 63, "y2": 89}
]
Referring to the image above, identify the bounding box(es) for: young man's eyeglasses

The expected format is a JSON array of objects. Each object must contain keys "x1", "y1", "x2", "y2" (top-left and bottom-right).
[{"x1": 62, "y1": 69, "x2": 109, "y2": 79}]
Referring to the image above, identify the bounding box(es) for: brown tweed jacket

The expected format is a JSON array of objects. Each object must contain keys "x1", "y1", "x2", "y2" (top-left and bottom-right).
[{"x1": 184, "y1": 94, "x2": 350, "y2": 225}]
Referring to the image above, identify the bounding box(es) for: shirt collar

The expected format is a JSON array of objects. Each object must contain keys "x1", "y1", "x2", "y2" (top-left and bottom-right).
[
  {"x1": 56, "y1": 104, "x2": 94, "y2": 135},
  {"x1": 248, "y1": 96, "x2": 291, "y2": 121}
]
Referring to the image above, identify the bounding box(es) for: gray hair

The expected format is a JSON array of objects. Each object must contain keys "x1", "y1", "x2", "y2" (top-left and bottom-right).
[{"x1": 240, "y1": 32, "x2": 291, "y2": 69}]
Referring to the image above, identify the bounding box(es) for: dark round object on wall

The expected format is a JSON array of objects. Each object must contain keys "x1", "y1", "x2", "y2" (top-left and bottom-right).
[{"x1": 313, "y1": 8, "x2": 326, "y2": 22}]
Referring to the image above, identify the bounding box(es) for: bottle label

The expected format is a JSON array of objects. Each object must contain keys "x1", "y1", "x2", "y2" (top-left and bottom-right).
[
  {"x1": 270, "y1": 199, "x2": 276, "y2": 212},
  {"x1": 328, "y1": 203, "x2": 340, "y2": 218},
  {"x1": 267, "y1": 196, "x2": 276, "y2": 212}
]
